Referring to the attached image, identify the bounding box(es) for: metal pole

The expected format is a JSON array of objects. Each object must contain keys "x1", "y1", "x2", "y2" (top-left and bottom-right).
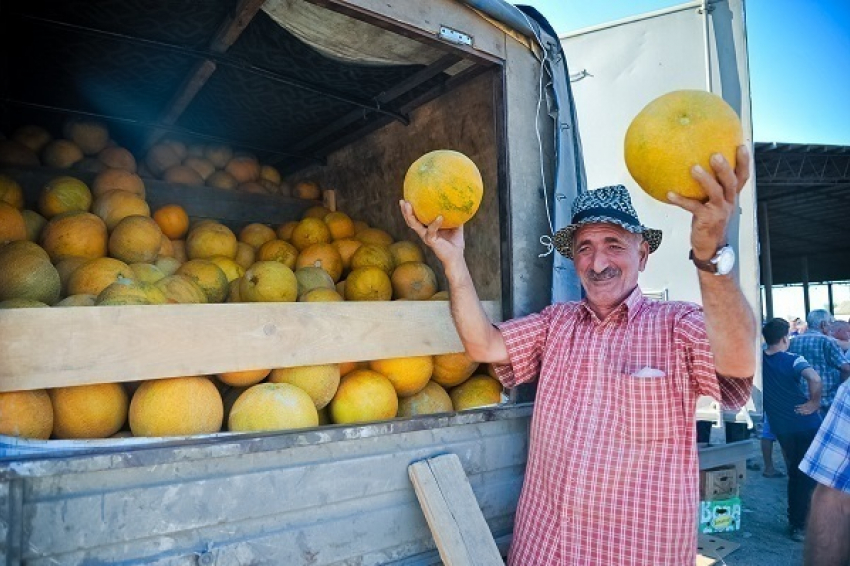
[
  {"x1": 828, "y1": 282, "x2": 835, "y2": 315},
  {"x1": 758, "y1": 203, "x2": 774, "y2": 320},
  {"x1": 802, "y1": 257, "x2": 811, "y2": 315}
]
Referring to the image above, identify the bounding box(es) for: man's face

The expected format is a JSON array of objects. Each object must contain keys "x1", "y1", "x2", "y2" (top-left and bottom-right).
[
  {"x1": 573, "y1": 223, "x2": 648, "y2": 313},
  {"x1": 831, "y1": 322, "x2": 850, "y2": 341}
]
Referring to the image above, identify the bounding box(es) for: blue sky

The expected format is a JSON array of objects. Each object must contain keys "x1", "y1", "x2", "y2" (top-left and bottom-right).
[{"x1": 519, "y1": 0, "x2": 850, "y2": 146}]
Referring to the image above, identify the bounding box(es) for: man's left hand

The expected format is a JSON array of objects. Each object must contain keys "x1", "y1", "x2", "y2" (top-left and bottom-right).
[{"x1": 667, "y1": 145, "x2": 751, "y2": 261}]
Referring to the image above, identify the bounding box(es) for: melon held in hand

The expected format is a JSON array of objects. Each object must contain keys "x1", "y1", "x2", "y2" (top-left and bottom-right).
[
  {"x1": 403, "y1": 150, "x2": 483, "y2": 228},
  {"x1": 624, "y1": 90, "x2": 743, "y2": 203}
]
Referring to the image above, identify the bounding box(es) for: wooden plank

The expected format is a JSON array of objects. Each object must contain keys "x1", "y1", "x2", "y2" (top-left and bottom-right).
[
  {"x1": 0, "y1": 301, "x2": 500, "y2": 392},
  {"x1": 408, "y1": 454, "x2": 503, "y2": 566}
]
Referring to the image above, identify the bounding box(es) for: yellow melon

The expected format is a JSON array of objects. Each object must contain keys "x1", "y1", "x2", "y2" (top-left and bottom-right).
[
  {"x1": 22, "y1": 210, "x2": 47, "y2": 242},
  {"x1": 162, "y1": 139, "x2": 187, "y2": 162},
  {"x1": 404, "y1": 150, "x2": 483, "y2": 228},
  {"x1": 353, "y1": 220, "x2": 369, "y2": 234},
  {"x1": 296, "y1": 243, "x2": 343, "y2": 282},
  {"x1": 0, "y1": 140, "x2": 39, "y2": 167},
  {"x1": 97, "y1": 147, "x2": 137, "y2": 172},
  {"x1": 155, "y1": 274, "x2": 207, "y2": 304},
  {"x1": 0, "y1": 241, "x2": 61, "y2": 304},
  {"x1": 256, "y1": 239, "x2": 298, "y2": 269},
  {"x1": 129, "y1": 377, "x2": 223, "y2": 437},
  {"x1": 162, "y1": 165, "x2": 203, "y2": 186},
  {"x1": 234, "y1": 241, "x2": 255, "y2": 270},
  {"x1": 302, "y1": 205, "x2": 331, "y2": 220},
  {"x1": 50, "y1": 383, "x2": 129, "y2": 439},
  {"x1": 350, "y1": 244, "x2": 394, "y2": 275},
  {"x1": 155, "y1": 256, "x2": 182, "y2": 276},
  {"x1": 276, "y1": 220, "x2": 299, "y2": 241},
  {"x1": 260, "y1": 165, "x2": 281, "y2": 185},
  {"x1": 269, "y1": 364, "x2": 341, "y2": 410},
  {"x1": 129, "y1": 263, "x2": 166, "y2": 284},
  {"x1": 176, "y1": 259, "x2": 229, "y2": 302},
  {"x1": 41, "y1": 211, "x2": 108, "y2": 262},
  {"x1": 55, "y1": 256, "x2": 89, "y2": 295},
  {"x1": 11, "y1": 125, "x2": 52, "y2": 153},
  {"x1": 92, "y1": 168, "x2": 146, "y2": 199},
  {"x1": 391, "y1": 261, "x2": 438, "y2": 300},
  {"x1": 299, "y1": 287, "x2": 344, "y2": 302},
  {"x1": 430, "y1": 291, "x2": 449, "y2": 300},
  {"x1": 63, "y1": 119, "x2": 110, "y2": 155},
  {"x1": 294, "y1": 266, "x2": 335, "y2": 298},
  {"x1": 38, "y1": 176, "x2": 92, "y2": 218},
  {"x1": 323, "y1": 211, "x2": 355, "y2": 240},
  {"x1": 0, "y1": 174, "x2": 24, "y2": 209},
  {"x1": 183, "y1": 157, "x2": 215, "y2": 181},
  {"x1": 96, "y1": 278, "x2": 168, "y2": 306},
  {"x1": 145, "y1": 144, "x2": 181, "y2": 177},
  {"x1": 369, "y1": 356, "x2": 434, "y2": 397},
  {"x1": 225, "y1": 155, "x2": 260, "y2": 184},
  {"x1": 204, "y1": 144, "x2": 233, "y2": 168},
  {"x1": 206, "y1": 170, "x2": 239, "y2": 190},
  {"x1": 152, "y1": 204, "x2": 189, "y2": 240},
  {"x1": 329, "y1": 369, "x2": 398, "y2": 424},
  {"x1": 449, "y1": 374, "x2": 503, "y2": 410},
  {"x1": 228, "y1": 383, "x2": 318, "y2": 432},
  {"x1": 208, "y1": 255, "x2": 245, "y2": 283},
  {"x1": 344, "y1": 267, "x2": 392, "y2": 301},
  {"x1": 332, "y1": 238, "x2": 362, "y2": 272},
  {"x1": 217, "y1": 368, "x2": 271, "y2": 387},
  {"x1": 0, "y1": 390, "x2": 53, "y2": 439},
  {"x1": 186, "y1": 222, "x2": 238, "y2": 260},
  {"x1": 0, "y1": 298, "x2": 50, "y2": 308},
  {"x1": 42, "y1": 139, "x2": 84, "y2": 168},
  {"x1": 290, "y1": 217, "x2": 332, "y2": 251},
  {"x1": 239, "y1": 223, "x2": 277, "y2": 249},
  {"x1": 624, "y1": 90, "x2": 744, "y2": 202},
  {"x1": 67, "y1": 257, "x2": 134, "y2": 296},
  {"x1": 339, "y1": 361, "x2": 367, "y2": 377},
  {"x1": 0, "y1": 202, "x2": 27, "y2": 244},
  {"x1": 389, "y1": 240, "x2": 425, "y2": 266},
  {"x1": 92, "y1": 189, "x2": 150, "y2": 230},
  {"x1": 432, "y1": 352, "x2": 479, "y2": 387},
  {"x1": 356, "y1": 228, "x2": 394, "y2": 247},
  {"x1": 397, "y1": 381, "x2": 453, "y2": 417},
  {"x1": 240, "y1": 261, "x2": 298, "y2": 302},
  {"x1": 55, "y1": 294, "x2": 97, "y2": 307},
  {"x1": 108, "y1": 215, "x2": 163, "y2": 264},
  {"x1": 294, "y1": 181, "x2": 321, "y2": 200}
]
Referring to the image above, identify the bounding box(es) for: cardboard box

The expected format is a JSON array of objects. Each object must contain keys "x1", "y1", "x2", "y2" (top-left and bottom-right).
[
  {"x1": 699, "y1": 497, "x2": 742, "y2": 533},
  {"x1": 700, "y1": 466, "x2": 740, "y2": 500}
]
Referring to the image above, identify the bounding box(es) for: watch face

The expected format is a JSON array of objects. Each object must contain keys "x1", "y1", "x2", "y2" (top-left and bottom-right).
[{"x1": 715, "y1": 247, "x2": 736, "y2": 274}]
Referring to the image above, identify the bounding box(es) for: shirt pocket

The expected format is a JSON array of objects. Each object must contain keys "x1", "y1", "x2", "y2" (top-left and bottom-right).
[{"x1": 616, "y1": 372, "x2": 678, "y2": 442}]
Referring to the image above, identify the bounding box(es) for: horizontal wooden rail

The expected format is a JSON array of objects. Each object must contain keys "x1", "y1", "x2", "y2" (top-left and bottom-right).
[{"x1": 0, "y1": 301, "x2": 500, "y2": 392}]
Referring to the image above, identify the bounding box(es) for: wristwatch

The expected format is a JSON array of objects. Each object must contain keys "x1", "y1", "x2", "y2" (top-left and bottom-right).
[{"x1": 689, "y1": 246, "x2": 735, "y2": 275}]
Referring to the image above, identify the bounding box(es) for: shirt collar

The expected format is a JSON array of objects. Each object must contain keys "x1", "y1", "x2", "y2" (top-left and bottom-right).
[{"x1": 579, "y1": 285, "x2": 645, "y2": 324}]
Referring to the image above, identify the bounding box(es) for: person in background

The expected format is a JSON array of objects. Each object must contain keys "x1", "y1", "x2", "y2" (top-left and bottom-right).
[
  {"x1": 760, "y1": 415, "x2": 786, "y2": 479},
  {"x1": 761, "y1": 318, "x2": 823, "y2": 541},
  {"x1": 789, "y1": 310, "x2": 850, "y2": 416},
  {"x1": 801, "y1": 380, "x2": 850, "y2": 565},
  {"x1": 399, "y1": 148, "x2": 755, "y2": 565},
  {"x1": 790, "y1": 317, "x2": 806, "y2": 337},
  {"x1": 829, "y1": 320, "x2": 850, "y2": 358}
]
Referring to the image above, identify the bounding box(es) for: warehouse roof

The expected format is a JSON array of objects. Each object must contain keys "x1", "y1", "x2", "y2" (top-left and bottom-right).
[{"x1": 756, "y1": 141, "x2": 850, "y2": 285}]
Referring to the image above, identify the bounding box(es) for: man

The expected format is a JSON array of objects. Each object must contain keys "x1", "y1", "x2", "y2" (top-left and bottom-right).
[
  {"x1": 789, "y1": 310, "x2": 850, "y2": 415},
  {"x1": 829, "y1": 320, "x2": 850, "y2": 358},
  {"x1": 761, "y1": 317, "x2": 823, "y2": 541},
  {"x1": 399, "y1": 147, "x2": 756, "y2": 565},
  {"x1": 801, "y1": 380, "x2": 850, "y2": 565}
]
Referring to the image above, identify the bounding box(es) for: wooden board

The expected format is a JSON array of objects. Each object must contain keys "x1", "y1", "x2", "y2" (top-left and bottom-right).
[
  {"x1": 408, "y1": 454, "x2": 504, "y2": 566},
  {"x1": 0, "y1": 301, "x2": 500, "y2": 392}
]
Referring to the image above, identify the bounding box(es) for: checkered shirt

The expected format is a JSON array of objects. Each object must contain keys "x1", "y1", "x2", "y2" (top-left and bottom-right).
[
  {"x1": 492, "y1": 287, "x2": 752, "y2": 566},
  {"x1": 788, "y1": 331, "x2": 848, "y2": 409},
  {"x1": 800, "y1": 380, "x2": 850, "y2": 492}
]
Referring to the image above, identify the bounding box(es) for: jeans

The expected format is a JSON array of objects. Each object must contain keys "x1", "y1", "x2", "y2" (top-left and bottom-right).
[{"x1": 775, "y1": 428, "x2": 819, "y2": 529}]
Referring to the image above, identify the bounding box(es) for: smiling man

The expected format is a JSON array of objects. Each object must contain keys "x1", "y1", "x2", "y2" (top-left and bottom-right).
[{"x1": 399, "y1": 147, "x2": 757, "y2": 565}]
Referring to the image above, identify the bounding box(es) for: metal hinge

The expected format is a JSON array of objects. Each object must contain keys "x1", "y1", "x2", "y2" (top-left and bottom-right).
[{"x1": 438, "y1": 25, "x2": 472, "y2": 47}]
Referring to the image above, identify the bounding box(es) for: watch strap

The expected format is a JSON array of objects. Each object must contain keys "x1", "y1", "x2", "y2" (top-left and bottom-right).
[{"x1": 689, "y1": 249, "x2": 719, "y2": 273}]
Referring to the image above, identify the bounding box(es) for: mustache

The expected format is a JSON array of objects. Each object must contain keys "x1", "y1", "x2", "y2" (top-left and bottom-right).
[{"x1": 586, "y1": 267, "x2": 621, "y2": 282}]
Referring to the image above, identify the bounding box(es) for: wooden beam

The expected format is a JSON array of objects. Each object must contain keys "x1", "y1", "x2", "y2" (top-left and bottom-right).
[
  {"x1": 0, "y1": 301, "x2": 501, "y2": 392},
  {"x1": 210, "y1": 0, "x2": 268, "y2": 53},
  {"x1": 408, "y1": 454, "x2": 504, "y2": 566}
]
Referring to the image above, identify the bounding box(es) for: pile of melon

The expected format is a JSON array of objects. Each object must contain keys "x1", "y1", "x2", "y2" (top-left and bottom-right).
[{"x1": 0, "y1": 356, "x2": 503, "y2": 440}]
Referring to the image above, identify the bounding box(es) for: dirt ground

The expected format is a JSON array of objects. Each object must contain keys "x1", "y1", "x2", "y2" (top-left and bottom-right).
[{"x1": 710, "y1": 440, "x2": 805, "y2": 565}]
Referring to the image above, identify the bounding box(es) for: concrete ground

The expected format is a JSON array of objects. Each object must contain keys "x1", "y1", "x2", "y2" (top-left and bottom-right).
[{"x1": 710, "y1": 441, "x2": 805, "y2": 565}]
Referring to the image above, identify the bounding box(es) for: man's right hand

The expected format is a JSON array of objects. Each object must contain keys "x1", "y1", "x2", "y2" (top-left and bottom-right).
[{"x1": 399, "y1": 200, "x2": 465, "y2": 266}]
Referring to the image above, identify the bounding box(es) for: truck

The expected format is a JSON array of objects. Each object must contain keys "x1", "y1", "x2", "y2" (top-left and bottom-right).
[{"x1": 0, "y1": 0, "x2": 757, "y2": 563}]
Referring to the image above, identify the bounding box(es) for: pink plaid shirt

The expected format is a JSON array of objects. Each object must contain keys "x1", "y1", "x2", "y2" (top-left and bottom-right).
[{"x1": 493, "y1": 287, "x2": 752, "y2": 566}]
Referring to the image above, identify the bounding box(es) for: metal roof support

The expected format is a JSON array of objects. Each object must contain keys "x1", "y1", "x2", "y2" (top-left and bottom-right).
[
  {"x1": 802, "y1": 257, "x2": 811, "y2": 315},
  {"x1": 758, "y1": 202, "x2": 774, "y2": 320}
]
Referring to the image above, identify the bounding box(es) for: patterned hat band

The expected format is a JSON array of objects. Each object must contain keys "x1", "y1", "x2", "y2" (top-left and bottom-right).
[{"x1": 572, "y1": 207, "x2": 641, "y2": 228}]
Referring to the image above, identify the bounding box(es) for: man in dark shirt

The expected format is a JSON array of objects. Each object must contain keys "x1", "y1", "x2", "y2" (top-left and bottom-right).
[{"x1": 762, "y1": 318, "x2": 823, "y2": 540}]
